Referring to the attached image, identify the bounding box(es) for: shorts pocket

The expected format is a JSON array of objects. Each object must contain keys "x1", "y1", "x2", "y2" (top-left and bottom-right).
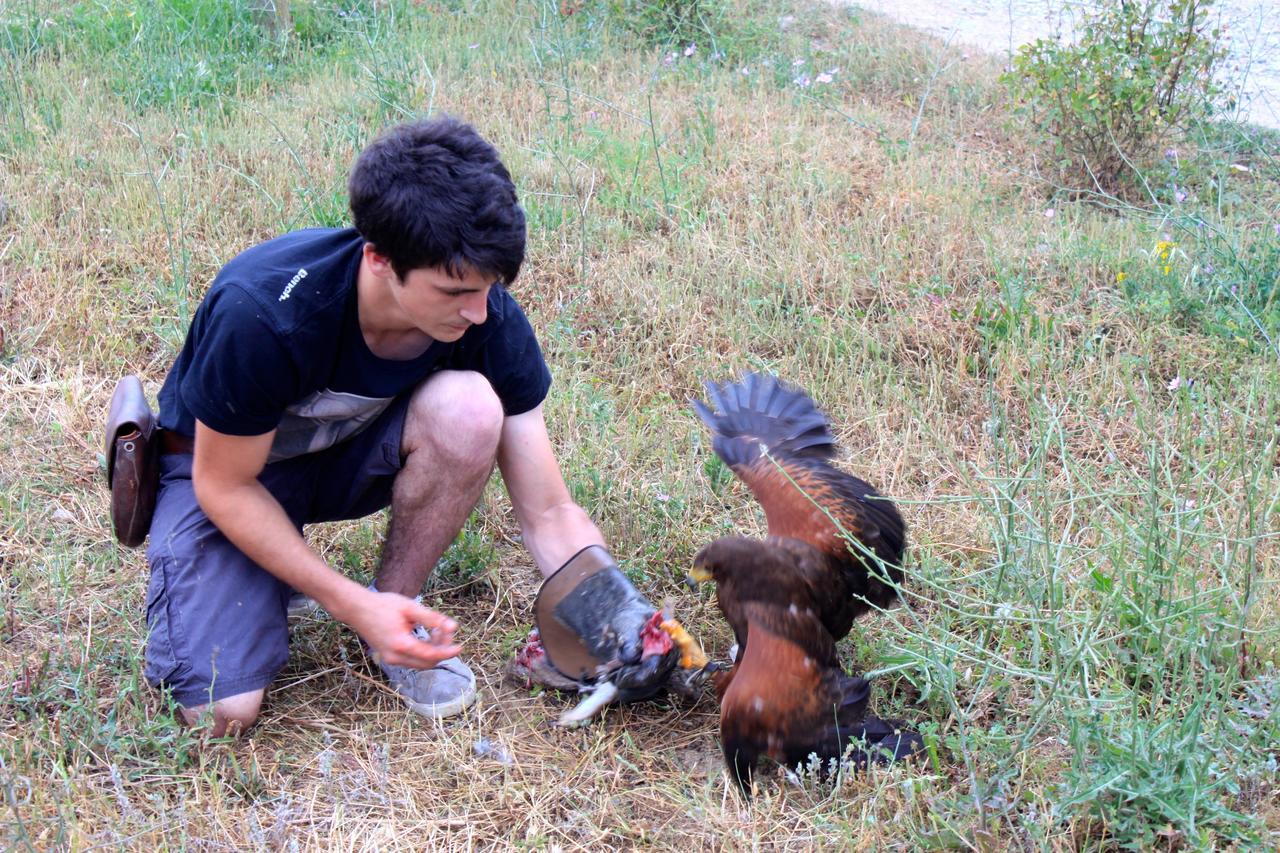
[{"x1": 142, "y1": 559, "x2": 186, "y2": 687}]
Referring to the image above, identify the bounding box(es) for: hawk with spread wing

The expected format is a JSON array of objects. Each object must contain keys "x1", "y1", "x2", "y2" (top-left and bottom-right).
[{"x1": 689, "y1": 373, "x2": 920, "y2": 789}]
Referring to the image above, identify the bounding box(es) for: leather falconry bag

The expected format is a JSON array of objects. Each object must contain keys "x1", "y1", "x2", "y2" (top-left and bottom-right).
[{"x1": 103, "y1": 375, "x2": 159, "y2": 547}]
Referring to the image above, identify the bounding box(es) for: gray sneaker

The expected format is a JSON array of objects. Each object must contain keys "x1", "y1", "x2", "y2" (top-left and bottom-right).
[{"x1": 380, "y1": 655, "x2": 478, "y2": 719}]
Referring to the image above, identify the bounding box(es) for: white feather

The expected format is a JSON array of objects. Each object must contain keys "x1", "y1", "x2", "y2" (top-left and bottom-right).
[{"x1": 555, "y1": 681, "x2": 619, "y2": 727}]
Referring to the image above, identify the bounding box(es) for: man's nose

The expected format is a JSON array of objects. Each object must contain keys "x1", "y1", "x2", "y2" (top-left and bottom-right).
[{"x1": 460, "y1": 290, "x2": 488, "y2": 325}]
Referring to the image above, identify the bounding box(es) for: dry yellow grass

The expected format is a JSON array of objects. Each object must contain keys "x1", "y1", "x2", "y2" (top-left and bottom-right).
[{"x1": 1, "y1": 0, "x2": 1277, "y2": 848}]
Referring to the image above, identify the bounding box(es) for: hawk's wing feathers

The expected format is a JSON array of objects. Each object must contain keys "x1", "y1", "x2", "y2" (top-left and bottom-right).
[
  {"x1": 695, "y1": 374, "x2": 905, "y2": 577},
  {"x1": 692, "y1": 374, "x2": 835, "y2": 470}
]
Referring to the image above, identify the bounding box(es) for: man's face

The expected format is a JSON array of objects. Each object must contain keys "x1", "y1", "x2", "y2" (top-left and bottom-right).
[{"x1": 392, "y1": 264, "x2": 495, "y2": 342}]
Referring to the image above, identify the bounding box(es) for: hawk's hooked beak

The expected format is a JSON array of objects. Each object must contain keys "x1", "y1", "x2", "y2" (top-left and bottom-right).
[{"x1": 685, "y1": 565, "x2": 713, "y2": 590}]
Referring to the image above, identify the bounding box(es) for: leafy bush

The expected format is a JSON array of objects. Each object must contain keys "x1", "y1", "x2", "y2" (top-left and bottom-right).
[{"x1": 1003, "y1": 0, "x2": 1226, "y2": 194}]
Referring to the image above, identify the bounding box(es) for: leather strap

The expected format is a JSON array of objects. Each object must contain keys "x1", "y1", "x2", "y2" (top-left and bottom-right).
[{"x1": 160, "y1": 430, "x2": 195, "y2": 455}]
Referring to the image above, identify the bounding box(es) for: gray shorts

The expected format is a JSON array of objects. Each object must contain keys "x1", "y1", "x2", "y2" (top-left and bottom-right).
[{"x1": 143, "y1": 396, "x2": 410, "y2": 707}]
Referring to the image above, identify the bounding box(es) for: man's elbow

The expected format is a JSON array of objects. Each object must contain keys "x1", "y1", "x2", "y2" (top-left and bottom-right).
[{"x1": 191, "y1": 474, "x2": 245, "y2": 525}]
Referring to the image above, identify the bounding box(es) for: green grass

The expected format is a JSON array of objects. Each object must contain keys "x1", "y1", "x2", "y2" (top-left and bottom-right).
[{"x1": 1, "y1": 0, "x2": 1277, "y2": 848}]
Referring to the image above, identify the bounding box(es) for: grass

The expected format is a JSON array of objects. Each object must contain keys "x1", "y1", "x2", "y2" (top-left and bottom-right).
[{"x1": 1, "y1": 0, "x2": 1278, "y2": 848}]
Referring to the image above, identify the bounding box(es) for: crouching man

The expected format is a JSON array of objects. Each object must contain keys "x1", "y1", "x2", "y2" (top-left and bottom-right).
[{"x1": 143, "y1": 115, "x2": 663, "y2": 735}]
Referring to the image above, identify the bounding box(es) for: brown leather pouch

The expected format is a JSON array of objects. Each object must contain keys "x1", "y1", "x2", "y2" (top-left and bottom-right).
[{"x1": 104, "y1": 375, "x2": 159, "y2": 548}]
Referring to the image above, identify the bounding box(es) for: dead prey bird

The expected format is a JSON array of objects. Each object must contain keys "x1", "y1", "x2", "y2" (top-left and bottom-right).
[{"x1": 507, "y1": 545, "x2": 712, "y2": 725}]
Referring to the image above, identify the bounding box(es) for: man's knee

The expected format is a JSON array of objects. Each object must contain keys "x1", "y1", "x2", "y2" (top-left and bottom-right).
[
  {"x1": 403, "y1": 370, "x2": 503, "y2": 462},
  {"x1": 180, "y1": 689, "x2": 265, "y2": 738}
]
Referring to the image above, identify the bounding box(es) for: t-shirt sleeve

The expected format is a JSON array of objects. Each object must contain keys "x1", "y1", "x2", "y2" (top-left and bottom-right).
[
  {"x1": 464, "y1": 294, "x2": 552, "y2": 416},
  {"x1": 179, "y1": 285, "x2": 301, "y2": 436}
]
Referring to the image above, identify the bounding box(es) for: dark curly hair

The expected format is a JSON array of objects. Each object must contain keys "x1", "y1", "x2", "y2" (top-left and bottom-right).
[{"x1": 348, "y1": 115, "x2": 525, "y2": 285}]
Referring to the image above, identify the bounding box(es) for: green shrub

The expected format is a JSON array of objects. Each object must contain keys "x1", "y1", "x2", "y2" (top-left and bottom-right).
[{"x1": 1003, "y1": 0, "x2": 1226, "y2": 194}]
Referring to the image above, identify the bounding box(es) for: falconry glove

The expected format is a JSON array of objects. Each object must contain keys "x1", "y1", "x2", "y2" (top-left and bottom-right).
[{"x1": 533, "y1": 545, "x2": 678, "y2": 701}]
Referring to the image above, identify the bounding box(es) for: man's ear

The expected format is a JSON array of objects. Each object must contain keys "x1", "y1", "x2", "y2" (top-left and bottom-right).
[{"x1": 362, "y1": 243, "x2": 397, "y2": 280}]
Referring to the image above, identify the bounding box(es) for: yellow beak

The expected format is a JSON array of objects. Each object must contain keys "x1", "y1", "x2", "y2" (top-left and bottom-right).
[{"x1": 686, "y1": 565, "x2": 713, "y2": 584}]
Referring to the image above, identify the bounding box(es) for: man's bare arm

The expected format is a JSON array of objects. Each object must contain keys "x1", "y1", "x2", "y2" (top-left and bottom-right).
[
  {"x1": 191, "y1": 421, "x2": 460, "y2": 668},
  {"x1": 497, "y1": 405, "x2": 679, "y2": 696},
  {"x1": 495, "y1": 405, "x2": 605, "y2": 578}
]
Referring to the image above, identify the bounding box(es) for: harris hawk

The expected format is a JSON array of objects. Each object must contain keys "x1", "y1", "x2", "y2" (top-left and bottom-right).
[{"x1": 689, "y1": 373, "x2": 921, "y2": 789}]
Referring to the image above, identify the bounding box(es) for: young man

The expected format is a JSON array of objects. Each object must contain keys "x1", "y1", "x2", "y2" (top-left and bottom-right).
[{"x1": 144, "y1": 116, "x2": 660, "y2": 735}]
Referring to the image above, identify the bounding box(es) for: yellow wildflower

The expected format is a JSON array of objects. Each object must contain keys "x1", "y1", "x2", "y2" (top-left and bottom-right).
[{"x1": 1116, "y1": 271, "x2": 1127, "y2": 283}]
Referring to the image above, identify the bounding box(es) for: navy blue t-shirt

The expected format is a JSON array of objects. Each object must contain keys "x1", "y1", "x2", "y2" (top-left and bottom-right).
[{"x1": 158, "y1": 228, "x2": 552, "y2": 462}]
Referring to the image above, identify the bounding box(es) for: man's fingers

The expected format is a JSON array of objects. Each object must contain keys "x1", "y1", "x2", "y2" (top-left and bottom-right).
[
  {"x1": 391, "y1": 646, "x2": 463, "y2": 669},
  {"x1": 385, "y1": 636, "x2": 462, "y2": 668},
  {"x1": 409, "y1": 602, "x2": 458, "y2": 646},
  {"x1": 410, "y1": 601, "x2": 457, "y2": 632},
  {"x1": 358, "y1": 593, "x2": 463, "y2": 669},
  {"x1": 403, "y1": 603, "x2": 459, "y2": 663}
]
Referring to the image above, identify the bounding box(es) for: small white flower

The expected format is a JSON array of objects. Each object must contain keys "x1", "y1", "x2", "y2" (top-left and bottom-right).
[{"x1": 815, "y1": 72, "x2": 833, "y2": 84}]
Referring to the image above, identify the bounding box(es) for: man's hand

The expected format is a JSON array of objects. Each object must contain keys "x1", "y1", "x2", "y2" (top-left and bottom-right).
[
  {"x1": 339, "y1": 588, "x2": 462, "y2": 669},
  {"x1": 496, "y1": 410, "x2": 678, "y2": 702}
]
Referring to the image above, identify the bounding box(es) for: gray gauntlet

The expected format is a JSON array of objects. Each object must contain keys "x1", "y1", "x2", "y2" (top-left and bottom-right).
[{"x1": 534, "y1": 545, "x2": 677, "y2": 701}]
